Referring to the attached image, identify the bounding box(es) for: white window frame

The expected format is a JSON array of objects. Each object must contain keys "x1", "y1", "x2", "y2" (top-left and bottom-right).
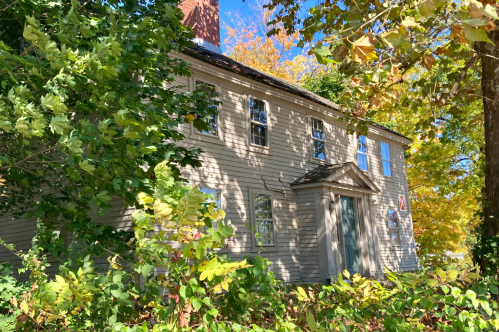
[
  {"x1": 387, "y1": 208, "x2": 401, "y2": 247},
  {"x1": 249, "y1": 188, "x2": 278, "y2": 252},
  {"x1": 246, "y1": 95, "x2": 271, "y2": 154},
  {"x1": 379, "y1": 141, "x2": 393, "y2": 178},
  {"x1": 189, "y1": 76, "x2": 224, "y2": 145},
  {"x1": 357, "y1": 135, "x2": 369, "y2": 172},
  {"x1": 310, "y1": 116, "x2": 326, "y2": 163}
]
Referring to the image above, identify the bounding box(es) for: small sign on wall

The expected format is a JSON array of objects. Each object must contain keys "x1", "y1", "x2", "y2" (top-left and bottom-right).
[{"x1": 398, "y1": 195, "x2": 407, "y2": 211}]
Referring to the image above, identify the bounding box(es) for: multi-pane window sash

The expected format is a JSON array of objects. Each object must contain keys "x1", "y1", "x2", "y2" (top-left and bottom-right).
[
  {"x1": 311, "y1": 118, "x2": 325, "y2": 160},
  {"x1": 200, "y1": 188, "x2": 222, "y2": 229},
  {"x1": 388, "y1": 209, "x2": 401, "y2": 246},
  {"x1": 250, "y1": 98, "x2": 268, "y2": 147},
  {"x1": 254, "y1": 193, "x2": 274, "y2": 245},
  {"x1": 380, "y1": 142, "x2": 392, "y2": 177},
  {"x1": 357, "y1": 135, "x2": 368, "y2": 171},
  {"x1": 195, "y1": 80, "x2": 218, "y2": 136}
]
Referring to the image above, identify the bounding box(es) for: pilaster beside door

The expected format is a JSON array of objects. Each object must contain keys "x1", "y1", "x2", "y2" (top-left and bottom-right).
[{"x1": 340, "y1": 196, "x2": 360, "y2": 275}]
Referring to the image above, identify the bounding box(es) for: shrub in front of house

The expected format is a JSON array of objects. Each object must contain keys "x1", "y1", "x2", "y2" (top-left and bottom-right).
[{"x1": 0, "y1": 163, "x2": 498, "y2": 331}]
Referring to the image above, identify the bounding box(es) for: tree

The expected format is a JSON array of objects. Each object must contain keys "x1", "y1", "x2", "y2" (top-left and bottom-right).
[
  {"x1": 262, "y1": 0, "x2": 499, "y2": 271},
  {"x1": 304, "y1": 66, "x2": 484, "y2": 263},
  {"x1": 0, "y1": 0, "x2": 216, "y2": 259},
  {"x1": 224, "y1": 1, "x2": 319, "y2": 84}
]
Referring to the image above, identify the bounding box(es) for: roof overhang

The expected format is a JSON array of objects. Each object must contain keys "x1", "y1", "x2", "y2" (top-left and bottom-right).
[{"x1": 291, "y1": 162, "x2": 381, "y2": 195}]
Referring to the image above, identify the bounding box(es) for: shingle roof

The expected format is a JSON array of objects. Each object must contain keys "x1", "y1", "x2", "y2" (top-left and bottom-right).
[
  {"x1": 292, "y1": 162, "x2": 353, "y2": 185},
  {"x1": 182, "y1": 45, "x2": 411, "y2": 141}
]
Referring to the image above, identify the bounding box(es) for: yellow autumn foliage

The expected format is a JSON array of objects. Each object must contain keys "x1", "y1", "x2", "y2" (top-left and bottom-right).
[
  {"x1": 374, "y1": 96, "x2": 484, "y2": 262},
  {"x1": 224, "y1": 3, "x2": 320, "y2": 84}
]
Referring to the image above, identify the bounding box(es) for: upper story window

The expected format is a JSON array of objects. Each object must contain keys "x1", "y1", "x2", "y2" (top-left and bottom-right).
[
  {"x1": 253, "y1": 193, "x2": 274, "y2": 245},
  {"x1": 380, "y1": 142, "x2": 392, "y2": 177},
  {"x1": 249, "y1": 98, "x2": 268, "y2": 147},
  {"x1": 195, "y1": 80, "x2": 218, "y2": 136},
  {"x1": 388, "y1": 209, "x2": 401, "y2": 246},
  {"x1": 311, "y1": 118, "x2": 325, "y2": 160},
  {"x1": 357, "y1": 135, "x2": 368, "y2": 171}
]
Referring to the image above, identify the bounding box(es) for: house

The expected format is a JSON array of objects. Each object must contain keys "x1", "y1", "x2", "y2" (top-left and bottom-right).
[
  {"x1": 0, "y1": 0, "x2": 418, "y2": 283},
  {"x1": 174, "y1": 0, "x2": 417, "y2": 282}
]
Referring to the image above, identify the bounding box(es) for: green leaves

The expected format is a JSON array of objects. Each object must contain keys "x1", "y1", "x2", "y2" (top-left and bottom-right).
[
  {"x1": 191, "y1": 297, "x2": 203, "y2": 311},
  {"x1": 49, "y1": 116, "x2": 70, "y2": 135},
  {"x1": 93, "y1": 191, "x2": 111, "y2": 206},
  {"x1": 463, "y1": 22, "x2": 494, "y2": 43},
  {"x1": 490, "y1": 284, "x2": 498, "y2": 295},
  {"x1": 65, "y1": 136, "x2": 83, "y2": 154},
  {"x1": 0, "y1": 0, "x2": 212, "y2": 261},
  {"x1": 382, "y1": 31, "x2": 406, "y2": 49},
  {"x1": 419, "y1": 0, "x2": 438, "y2": 17},
  {"x1": 79, "y1": 160, "x2": 95, "y2": 174},
  {"x1": 312, "y1": 44, "x2": 333, "y2": 64},
  {"x1": 23, "y1": 25, "x2": 38, "y2": 41}
]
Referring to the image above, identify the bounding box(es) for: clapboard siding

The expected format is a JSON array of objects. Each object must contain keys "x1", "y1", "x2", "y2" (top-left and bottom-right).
[
  {"x1": 175, "y1": 51, "x2": 416, "y2": 280},
  {"x1": 1, "y1": 51, "x2": 416, "y2": 283}
]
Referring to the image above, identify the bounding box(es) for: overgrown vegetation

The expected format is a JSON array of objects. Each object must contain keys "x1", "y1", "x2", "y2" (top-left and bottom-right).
[
  {"x1": 0, "y1": 162, "x2": 498, "y2": 331},
  {"x1": 0, "y1": 0, "x2": 217, "y2": 260}
]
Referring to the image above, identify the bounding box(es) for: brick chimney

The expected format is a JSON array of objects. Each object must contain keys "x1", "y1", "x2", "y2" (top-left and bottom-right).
[{"x1": 179, "y1": 0, "x2": 222, "y2": 54}]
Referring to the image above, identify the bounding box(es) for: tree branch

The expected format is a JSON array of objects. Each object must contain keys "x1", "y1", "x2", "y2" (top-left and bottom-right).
[
  {"x1": 0, "y1": 145, "x2": 59, "y2": 170},
  {"x1": 437, "y1": 53, "x2": 478, "y2": 106}
]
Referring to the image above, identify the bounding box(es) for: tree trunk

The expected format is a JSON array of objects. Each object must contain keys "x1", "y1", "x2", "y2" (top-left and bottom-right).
[{"x1": 476, "y1": 30, "x2": 499, "y2": 238}]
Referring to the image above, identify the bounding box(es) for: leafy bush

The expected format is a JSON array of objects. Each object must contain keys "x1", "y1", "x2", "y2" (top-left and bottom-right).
[
  {"x1": 286, "y1": 268, "x2": 499, "y2": 332},
  {"x1": 1, "y1": 162, "x2": 498, "y2": 331},
  {"x1": 0, "y1": 162, "x2": 290, "y2": 331},
  {"x1": 0, "y1": 263, "x2": 31, "y2": 331}
]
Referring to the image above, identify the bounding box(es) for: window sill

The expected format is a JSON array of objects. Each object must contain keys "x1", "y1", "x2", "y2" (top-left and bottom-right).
[
  {"x1": 190, "y1": 132, "x2": 225, "y2": 146},
  {"x1": 249, "y1": 144, "x2": 271, "y2": 155},
  {"x1": 309, "y1": 157, "x2": 326, "y2": 165}
]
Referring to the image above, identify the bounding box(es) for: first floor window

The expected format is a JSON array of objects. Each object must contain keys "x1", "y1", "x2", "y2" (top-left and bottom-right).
[
  {"x1": 200, "y1": 187, "x2": 222, "y2": 208},
  {"x1": 195, "y1": 80, "x2": 218, "y2": 136},
  {"x1": 388, "y1": 209, "x2": 401, "y2": 246},
  {"x1": 311, "y1": 118, "x2": 325, "y2": 160},
  {"x1": 200, "y1": 187, "x2": 222, "y2": 228},
  {"x1": 380, "y1": 142, "x2": 392, "y2": 177},
  {"x1": 250, "y1": 97, "x2": 268, "y2": 146},
  {"x1": 254, "y1": 193, "x2": 274, "y2": 245},
  {"x1": 357, "y1": 135, "x2": 368, "y2": 171}
]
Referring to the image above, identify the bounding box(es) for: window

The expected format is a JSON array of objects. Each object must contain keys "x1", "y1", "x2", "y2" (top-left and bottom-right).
[
  {"x1": 200, "y1": 187, "x2": 222, "y2": 208},
  {"x1": 249, "y1": 98, "x2": 268, "y2": 147},
  {"x1": 195, "y1": 80, "x2": 218, "y2": 136},
  {"x1": 200, "y1": 187, "x2": 222, "y2": 228},
  {"x1": 253, "y1": 193, "x2": 274, "y2": 245},
  {"x1": 380, "y1": 142, "x2": 392, "y2": 177},
  {"x1": 388, "y1": 209, "x2": 401, "y2": 246},
  {"x1": 311, "y1": 118, "x2": 325, "y2": 160},
  {"x1": 357, "y1": 135, "x2": 368, "y2": 171}
]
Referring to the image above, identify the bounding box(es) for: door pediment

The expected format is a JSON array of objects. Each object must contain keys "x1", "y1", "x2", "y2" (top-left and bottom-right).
[
  {"x1": 336, "y1": 173, "x2": 363, "y2": 188},
  {"x1": 292, "y1": 162, "x2": 380, "y2": 193},
  {"x1": 325, "y1": 165, "x2": 380, "y2": 192}
]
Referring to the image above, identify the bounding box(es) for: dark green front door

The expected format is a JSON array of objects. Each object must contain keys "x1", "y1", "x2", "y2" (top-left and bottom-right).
[{"x1": 341, "y1": 197, "x2": 360, "y2": 275}]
